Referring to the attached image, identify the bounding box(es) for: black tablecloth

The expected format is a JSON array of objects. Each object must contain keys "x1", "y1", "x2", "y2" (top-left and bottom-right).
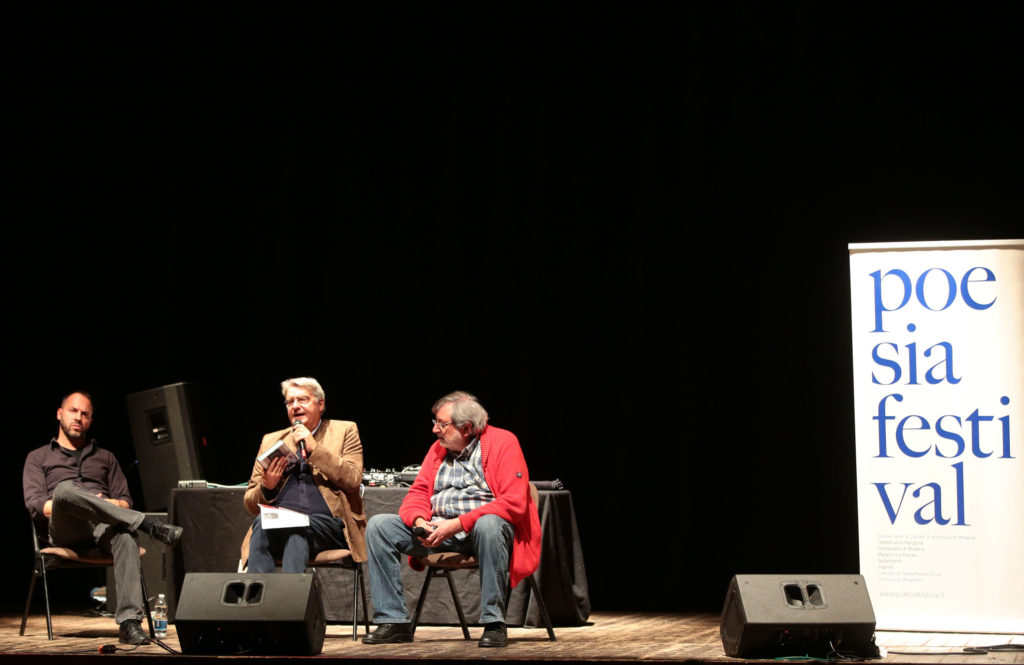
[{"x1": 166, "y1": 486, "x2": 590, "y2": 626}]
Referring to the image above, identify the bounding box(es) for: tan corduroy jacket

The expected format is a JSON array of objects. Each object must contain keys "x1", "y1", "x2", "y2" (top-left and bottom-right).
[{"x1": 239, "y1": 419, "x2": 367, "y2": 566}]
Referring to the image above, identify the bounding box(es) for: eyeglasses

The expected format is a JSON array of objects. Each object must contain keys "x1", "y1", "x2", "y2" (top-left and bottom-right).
[
  {"x1": 284, "y1": 395, "x2": 313, "y2": 407},
  {"x1": 432, "y1": 419, "x2": 452, "y2": 431}
]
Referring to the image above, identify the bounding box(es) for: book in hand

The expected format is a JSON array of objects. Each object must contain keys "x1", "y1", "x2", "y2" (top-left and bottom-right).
[{"x1": 257, "y1": 439, "x2": 300, "y2": 470}]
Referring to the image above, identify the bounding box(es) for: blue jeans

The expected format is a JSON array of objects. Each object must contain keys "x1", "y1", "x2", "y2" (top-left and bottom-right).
[
  {"x1": 247, "y1": 513, "x2": 348, "y2": 573},
  {"x1": 48, "y1": 480, "x2": 147, "y2": 625},
  {"x1": 365, "y1": 513, "x2": 513, "y2": 625}
]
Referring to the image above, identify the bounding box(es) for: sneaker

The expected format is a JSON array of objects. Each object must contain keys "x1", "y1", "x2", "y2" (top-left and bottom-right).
[{"x1": 362, "y1": 623, "x2": 414, "y2": 644}]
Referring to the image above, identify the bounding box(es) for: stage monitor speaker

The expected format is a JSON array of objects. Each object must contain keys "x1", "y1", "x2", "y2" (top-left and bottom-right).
[
  {"x1": 720, "y1": 574, "x2": 877, "y2": 659},
  {"x1": 175, "y1": 573, "x2": 325, "y2": 656},
  {"x1": 126, "y1": 382, "x2": 212, "y2": 511}
]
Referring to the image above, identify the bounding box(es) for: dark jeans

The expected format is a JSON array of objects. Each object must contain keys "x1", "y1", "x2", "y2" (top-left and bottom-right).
[
  {"x1": 247, "y1": 513, "x2": 349, "y2": 573},
  {"x1": 48, "y1": 480, "x2": 146, "y2": 624}
]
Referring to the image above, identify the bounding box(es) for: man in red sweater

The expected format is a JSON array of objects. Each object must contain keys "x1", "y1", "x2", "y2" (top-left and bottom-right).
[{"x1": 363, "y1": 391, "x2": 540, "y2": 648}]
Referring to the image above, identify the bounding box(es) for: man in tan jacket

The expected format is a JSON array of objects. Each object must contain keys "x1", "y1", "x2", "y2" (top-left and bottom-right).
[{"x1": 242, "y1": 377, "x2": 366, "y2": 572}]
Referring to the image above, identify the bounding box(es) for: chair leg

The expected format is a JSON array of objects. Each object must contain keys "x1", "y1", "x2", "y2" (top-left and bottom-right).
[
  {"x1": 40, "y1": 560, "x2": 54, "y2": 640},
  {"x1": 358, "y1": 564, "x2": 370, "y2": 636},
  {"x1": 410, "y1": 568, "x2": 435, "y2": 635},
  {"x1": 19, "y1": 569, "x2": 38, "y2": 636},
  {"x1": 526, "y1": 575, "x2": 556, "y2": 640},
  {"x1": 443, "y1": 570, "x2": 471, "y2": 640},
  {"x1": 140, "y1": 569, "x2": 154, "y2": 639},
  {"x1": 350, "y1": 565, "x2": 359, "y2": 642}
]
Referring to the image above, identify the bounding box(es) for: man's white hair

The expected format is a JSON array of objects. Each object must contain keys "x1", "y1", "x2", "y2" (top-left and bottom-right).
[{"x1": 281, "y1": 377, "x2": 325, "y2": 402}]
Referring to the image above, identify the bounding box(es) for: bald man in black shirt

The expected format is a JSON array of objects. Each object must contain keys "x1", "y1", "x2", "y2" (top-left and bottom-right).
[{"x1": 23, "y1": 391, "x2": 183, "y2": 645}]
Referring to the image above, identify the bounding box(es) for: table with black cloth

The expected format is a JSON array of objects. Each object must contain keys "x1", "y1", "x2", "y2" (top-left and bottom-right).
[{"x1": 166, "y1": 486, "x2": 590, "y2": 627}]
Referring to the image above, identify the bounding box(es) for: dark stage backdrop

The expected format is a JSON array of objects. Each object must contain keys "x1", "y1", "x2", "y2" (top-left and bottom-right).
[{"x1": 5, "y1": 7, "x2": 1022, "y2": 614}]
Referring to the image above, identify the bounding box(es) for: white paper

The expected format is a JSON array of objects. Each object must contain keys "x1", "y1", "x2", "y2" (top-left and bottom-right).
[{"x1": 259, "y1": 503, "x2": 310, "y2": 529}]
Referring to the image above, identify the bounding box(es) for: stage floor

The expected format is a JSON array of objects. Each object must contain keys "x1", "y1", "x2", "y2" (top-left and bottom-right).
[{"x1": 2, "y1": 611, "x2": 1023, "y2": 663}]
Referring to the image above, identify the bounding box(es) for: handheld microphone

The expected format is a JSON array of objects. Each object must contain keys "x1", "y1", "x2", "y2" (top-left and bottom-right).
[
  {"x1": 293, "y1": 420, "x2": 308, "y2": 460},
  {"x1": 413, "y1": 526, "x2": 429, "y2": 538}
]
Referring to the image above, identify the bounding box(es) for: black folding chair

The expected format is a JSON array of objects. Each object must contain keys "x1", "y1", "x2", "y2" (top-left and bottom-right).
[{"x1": 21, "y1": 520, "x2": 154, "y2": 641}]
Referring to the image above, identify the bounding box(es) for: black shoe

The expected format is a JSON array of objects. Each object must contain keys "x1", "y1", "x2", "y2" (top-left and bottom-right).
[
  {"x1": 144, "y1": 519, "x2": 183, "y2": 547},
  {"x1": 478, "y1": 622, "x2": 508, "y2": 648},
  {"x1": 118, "y1": 619, "x2": 149, "y2": 645},
  {"x1": 362, "y1": 623, "x2": 414, "y2": 644}
]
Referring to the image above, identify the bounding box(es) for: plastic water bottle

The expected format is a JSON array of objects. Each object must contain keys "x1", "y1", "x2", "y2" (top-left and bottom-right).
[{"x1": 152, "y1": 593, "x2": 168, "y2": 638}]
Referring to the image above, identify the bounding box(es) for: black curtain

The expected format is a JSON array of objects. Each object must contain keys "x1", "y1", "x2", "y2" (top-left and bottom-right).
[{"x1": 5, "y1": 6, "x2": 1022, "y2": 612}]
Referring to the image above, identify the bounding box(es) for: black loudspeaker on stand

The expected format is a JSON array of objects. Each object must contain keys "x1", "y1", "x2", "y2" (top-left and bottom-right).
[
  {"x1": 175, "y1": 573, "x2": 326, "y2": 656},
  {"x1": 126, "y1": 382, "x2": 213, "y2": 512},
  {"x1": 720, "y1": 574, "x2": 877, "y2": 658}
]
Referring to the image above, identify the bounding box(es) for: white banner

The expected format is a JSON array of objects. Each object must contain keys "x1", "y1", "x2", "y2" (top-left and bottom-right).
[{"x1": 849, "y1": 239, "x2": 1024, "y2": 633}]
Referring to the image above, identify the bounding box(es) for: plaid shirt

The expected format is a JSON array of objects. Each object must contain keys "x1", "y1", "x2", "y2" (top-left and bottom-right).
[{"x1": 430, "y1": 438, "x2": 494, "y2": 522}]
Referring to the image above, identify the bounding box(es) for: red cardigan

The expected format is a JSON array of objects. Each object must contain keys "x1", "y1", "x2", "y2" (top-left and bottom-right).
[{"x1": 399, "y1": 425, "x2": 542, "y2": 588}]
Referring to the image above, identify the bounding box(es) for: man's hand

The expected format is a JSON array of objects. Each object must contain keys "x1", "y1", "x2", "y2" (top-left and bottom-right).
[
  {"x1": 292, "y1": 423, "x2": 316, "y2": 454},
  {"x1": 412, "y1": 518, "x2": 431, "y2": 542},
  {"x1": 263, "y1": 456, "x2": 289, "y2": 490},
  {"x1": 419, "y1": 518, "x2": 464, "y2": 548},
  {"x1": 96, "y1": 492, "x2": 128, "y2": 510}
]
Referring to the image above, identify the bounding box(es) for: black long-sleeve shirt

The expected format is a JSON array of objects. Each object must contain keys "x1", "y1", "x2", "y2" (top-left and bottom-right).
[{"x1": 23, "y1": 438, "x2": 133, "y2": 521}]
